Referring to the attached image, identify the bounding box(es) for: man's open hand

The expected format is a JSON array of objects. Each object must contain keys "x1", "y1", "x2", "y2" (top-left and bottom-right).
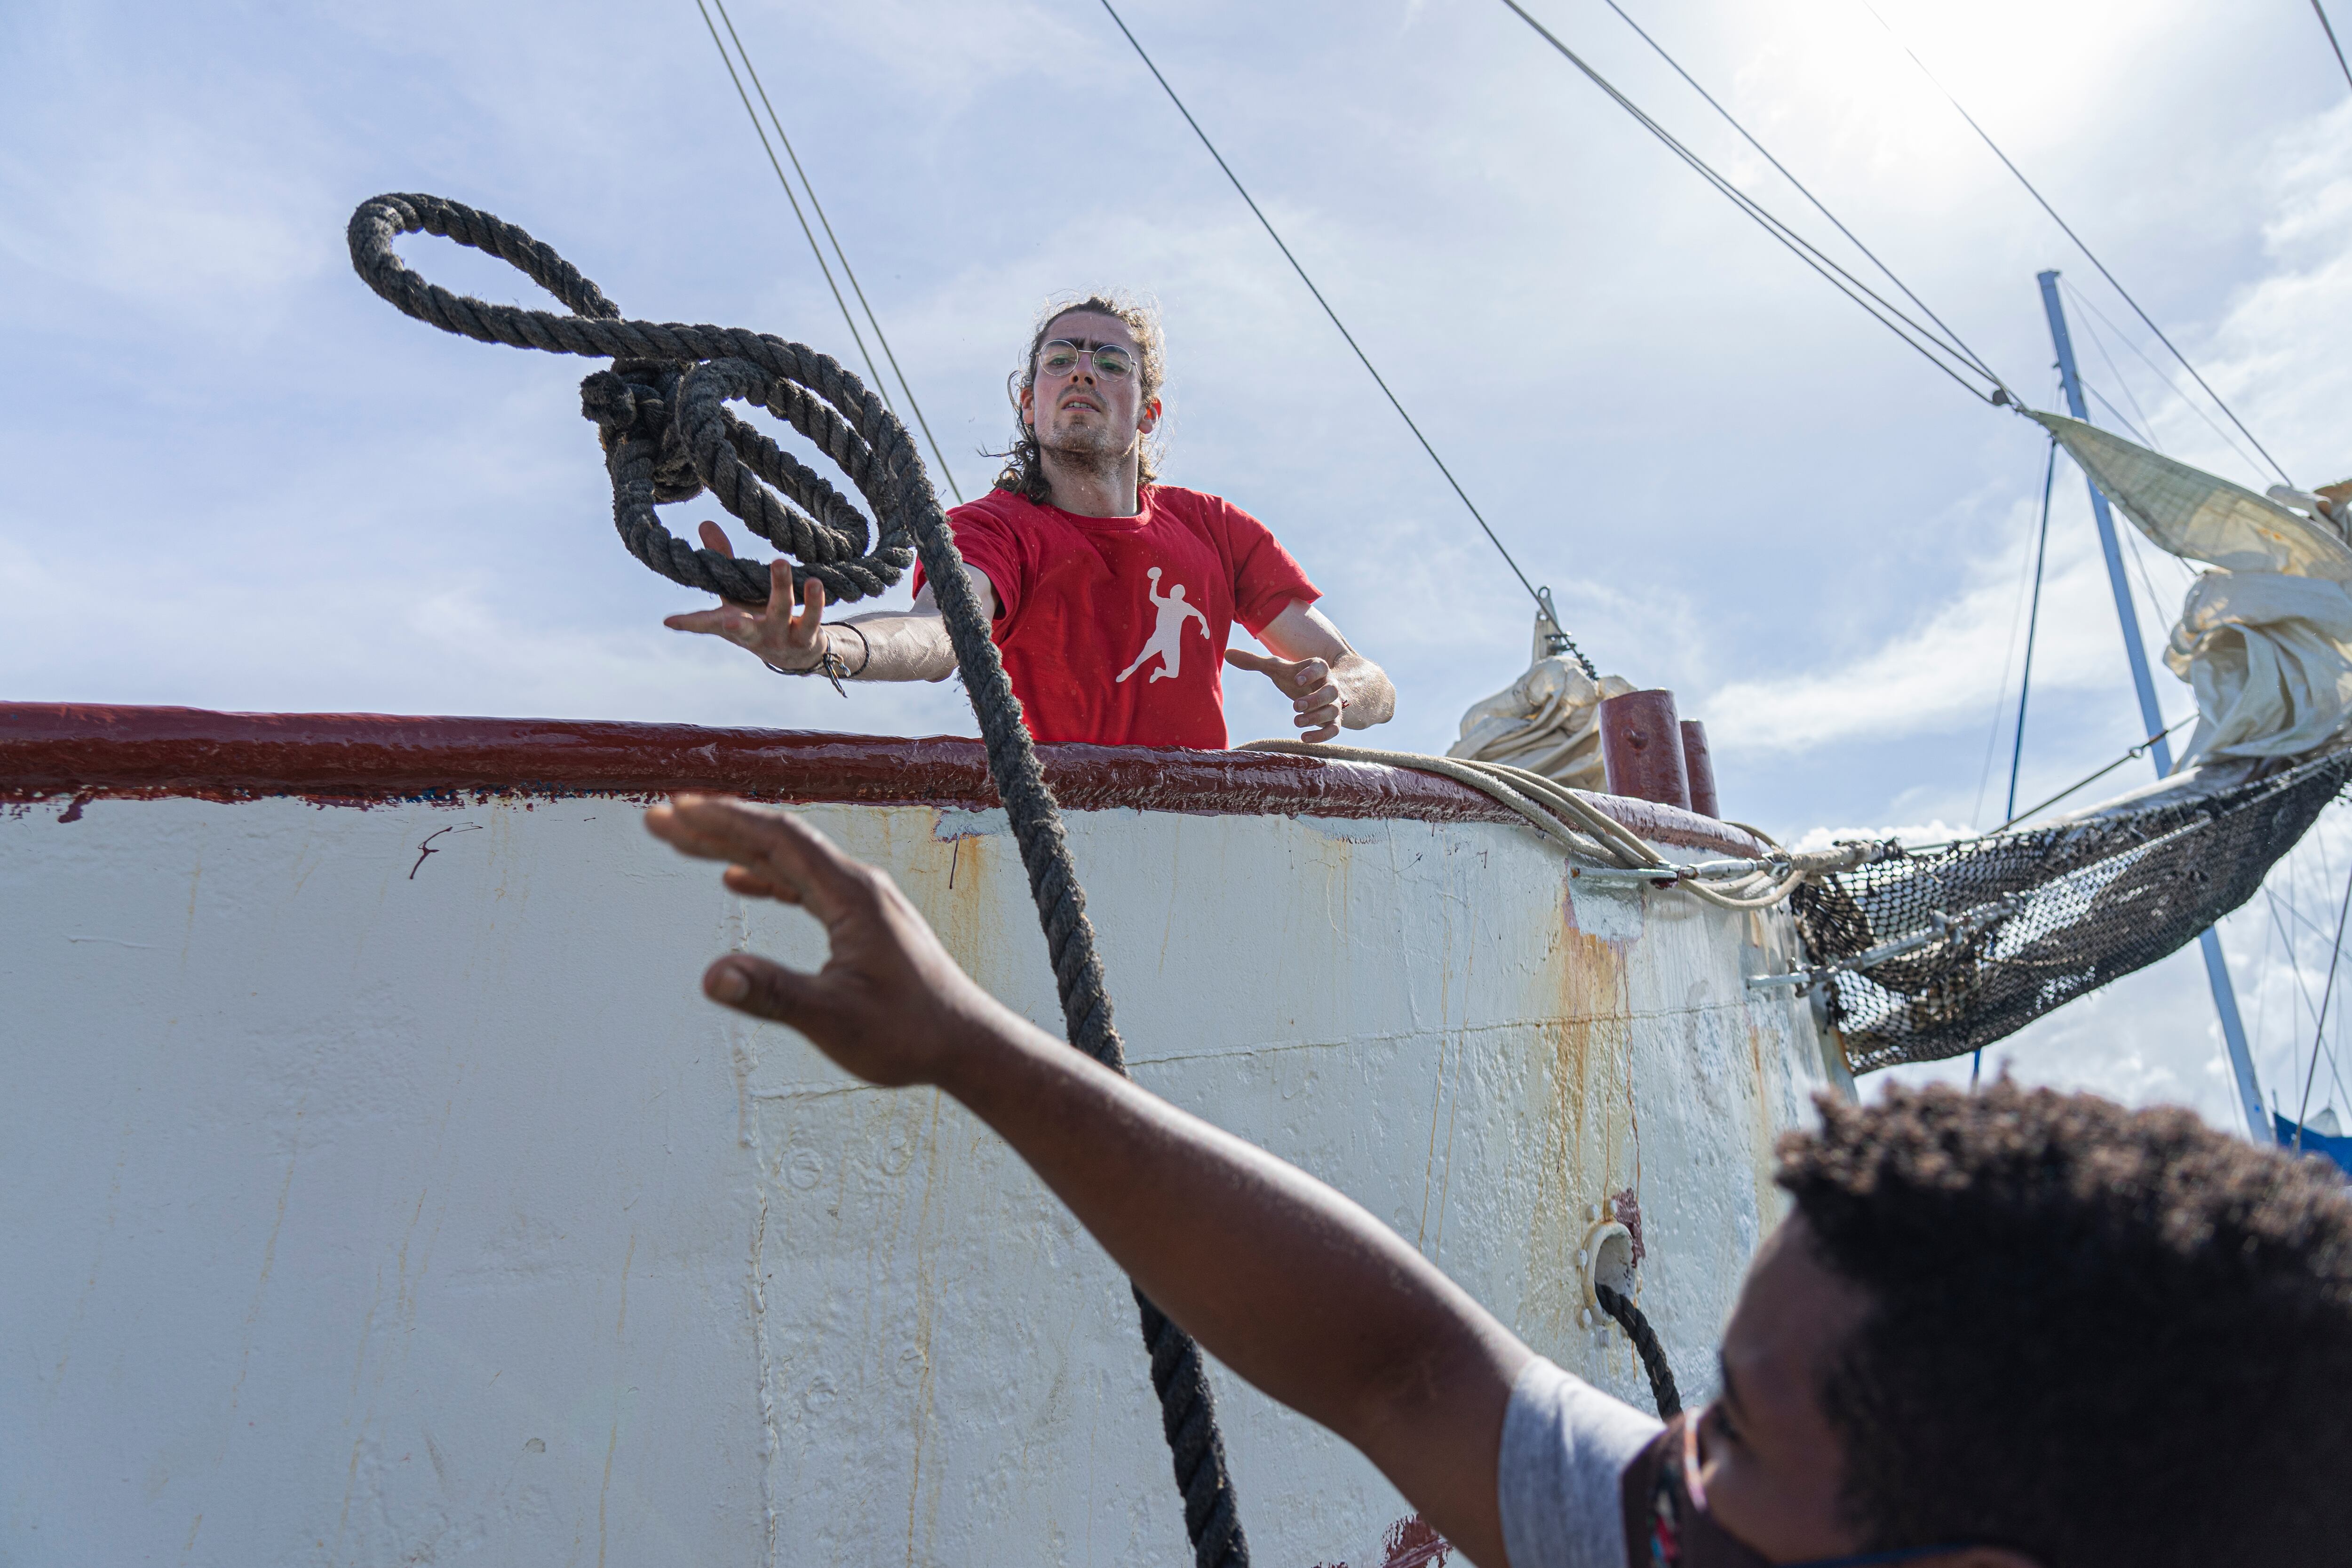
[
  {"x1": 662, "y1": 520, "x2": 830, "y2": 671},
  {"x1": 1225, "y1": 648, "x2": 1345, "y2": 741},
  {"x1": 644, "y1": 795, "x2": 1011, "y2": 1084}
]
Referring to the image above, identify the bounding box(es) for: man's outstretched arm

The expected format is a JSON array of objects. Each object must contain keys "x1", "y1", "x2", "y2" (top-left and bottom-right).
[
  {"x1": 644, "y1": 796, "x2": 1529, "y2": 1566},
  {"x1": 661, "y1": 520, "x2": 991, "y2": 683},
  {"x1": 1226, "y1": 598, "x2": 1397, "y2": 742}
]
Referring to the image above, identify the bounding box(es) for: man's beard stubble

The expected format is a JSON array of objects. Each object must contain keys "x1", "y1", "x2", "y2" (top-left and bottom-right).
[{"x1": 1039, "y1": 411, "x2": 1136, "y2": 479}]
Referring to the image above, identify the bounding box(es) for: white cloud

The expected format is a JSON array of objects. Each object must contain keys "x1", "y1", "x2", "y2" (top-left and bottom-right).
[
  {"x1": 0, "y1": 114, "x2": 325, "y2": 336},
  {"x1": 1695, "y1": 489, "x2": 2167, "y2": 754}
]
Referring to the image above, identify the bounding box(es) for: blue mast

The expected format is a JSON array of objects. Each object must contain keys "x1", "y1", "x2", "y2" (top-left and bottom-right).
[{"x1": 2036, "y1": 271, "x2": 2267, "y2": 1140}]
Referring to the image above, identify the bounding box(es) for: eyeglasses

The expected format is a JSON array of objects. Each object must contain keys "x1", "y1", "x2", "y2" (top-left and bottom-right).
[{"x1": 1037, "y1": 339, "x2": 1136, "y2": 380}]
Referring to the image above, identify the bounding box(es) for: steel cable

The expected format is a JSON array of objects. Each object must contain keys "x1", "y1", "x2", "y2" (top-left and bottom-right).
[
  {"x1": 1855, "y1": 0, "x2": 2293, "y2": 486},
  {"x1": 1494, "y1": 0, "x2": 2011, "y2": 408},
  {"x1": 1592, "y1": 0, "x2": 2006, "y2": 391},
  {"x1": 2319, "y1": 0, "x2": 2352, "y2": 95},
  {"x1": 1095, "y1": 0, "x2": 1598, "y2": 679},
  {"x1": 696, "y1": 0, "x2": 967, "y2": 502}
]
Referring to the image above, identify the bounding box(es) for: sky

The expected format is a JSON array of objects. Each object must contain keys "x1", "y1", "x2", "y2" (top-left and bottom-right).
[{"x1": 3, "y1": 0, "x2": 2349, "y2": 1134}]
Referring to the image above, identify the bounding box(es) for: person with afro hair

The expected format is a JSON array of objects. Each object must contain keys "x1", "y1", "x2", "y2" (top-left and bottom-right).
[{"x1": 649, "y1": 794, "x2": 2352, "y2": 1568}]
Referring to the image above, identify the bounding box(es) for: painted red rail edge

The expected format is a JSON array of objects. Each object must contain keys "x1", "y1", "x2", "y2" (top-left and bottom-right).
[{"x1": 0, "y1": 703, "x2": 1765, "y2": 857}]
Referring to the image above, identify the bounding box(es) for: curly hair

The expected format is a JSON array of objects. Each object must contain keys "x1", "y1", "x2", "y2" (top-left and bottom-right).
[
  {"x1": 992, "y1": 293, "x2": 1167, "y2": 504},
  {"x1": 1776, "y1": 1081, "x2": 2352, "y2": 1565}
]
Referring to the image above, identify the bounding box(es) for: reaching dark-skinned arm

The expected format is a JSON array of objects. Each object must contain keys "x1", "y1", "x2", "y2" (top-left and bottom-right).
[{"x1": 644, "y1": 795, "x2": 1531, "y2": 1567}]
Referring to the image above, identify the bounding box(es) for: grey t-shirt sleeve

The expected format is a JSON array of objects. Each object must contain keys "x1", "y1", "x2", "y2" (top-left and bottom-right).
[{"x1": 1496, "y1": 1355, "x2": 1665, "y2": 1568}]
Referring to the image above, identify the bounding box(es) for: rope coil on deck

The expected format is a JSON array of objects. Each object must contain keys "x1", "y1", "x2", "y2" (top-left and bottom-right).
[
  {"x1": 350, "y1": 192, "x2": 1249, "y2": 1568},
  {"x1": 1240, "y1": 740, "x2": 1886, "y2": 909}
]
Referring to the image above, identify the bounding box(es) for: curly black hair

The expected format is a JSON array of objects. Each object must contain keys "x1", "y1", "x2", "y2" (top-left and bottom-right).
[{"x1": 1777, "y1": 1081, "x2": 2352, "y2": 1566}]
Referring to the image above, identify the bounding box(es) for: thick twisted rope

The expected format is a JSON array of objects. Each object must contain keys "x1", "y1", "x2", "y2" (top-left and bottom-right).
[
  {"x1": 351, "y1": 192, "x2": 910, "y2": 605},
  {"x1": 1594, "y1": 1283, "x2": 1682, "y2": 1418},
  {"x1": 350, "y1": 192, "x2": 1248, "y2": 1568},
  {"x1": 1240, "y1": 740, "x2": 1877, "y2": 909}
]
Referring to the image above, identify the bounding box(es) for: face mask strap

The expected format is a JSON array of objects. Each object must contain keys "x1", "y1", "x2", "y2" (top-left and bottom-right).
[
  {"x1": 1682, "y1": 1415, "x2": 1972, "y2": 1568},
  {"x1": 1680, "y1": 1412, "x2": 1713, "y2": 1513}
]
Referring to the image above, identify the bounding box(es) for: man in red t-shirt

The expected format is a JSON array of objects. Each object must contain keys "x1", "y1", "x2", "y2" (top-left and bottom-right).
[{"x1": 666, "y1": 295, "x2": 1394, "y2": 749}]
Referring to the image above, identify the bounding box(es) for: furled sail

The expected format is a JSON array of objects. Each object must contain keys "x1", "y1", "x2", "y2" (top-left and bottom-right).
[
  {"x1": 2033, "y1": 413, "x2": 2352, "y2": 765},
  {"x1": 1447, "y1": 616, "x2": 1634, "y2": 788},
  {"x1": 1792, "y1": 422, "x2": 2352, "y2": 1071}
]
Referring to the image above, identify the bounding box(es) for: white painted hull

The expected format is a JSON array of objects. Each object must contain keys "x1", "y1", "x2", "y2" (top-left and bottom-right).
[{"x1": 1, "y1": 709, "x2": 1845, "y2": 1566}]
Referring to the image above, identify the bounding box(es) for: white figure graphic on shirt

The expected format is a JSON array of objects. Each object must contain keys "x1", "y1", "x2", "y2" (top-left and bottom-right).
[{"x1": 1115, "y1": 566, "x2": 1211, "y2": 685}]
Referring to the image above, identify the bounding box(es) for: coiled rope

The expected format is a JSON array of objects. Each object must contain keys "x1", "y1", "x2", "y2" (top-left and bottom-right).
[
  {"x1": 1240, "y1": 740, "x2": 1881, "y2": 909},
  {"x1": 348, "y1": 192, "x2": 1249, "y2": 1568},
  {"x1": 1594, "y1": 1283, "x2": 1681, "y2": 1419}
]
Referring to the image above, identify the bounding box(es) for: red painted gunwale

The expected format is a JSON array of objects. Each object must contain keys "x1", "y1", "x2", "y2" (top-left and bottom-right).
[{"x1": 0, "y1": 703, "x2": 1765, "y2": 857}]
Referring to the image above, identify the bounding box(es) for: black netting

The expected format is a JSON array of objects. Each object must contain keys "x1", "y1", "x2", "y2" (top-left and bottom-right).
[{"x1": 1792, "y1": 748, "x2": 2352, "y2": 1074}]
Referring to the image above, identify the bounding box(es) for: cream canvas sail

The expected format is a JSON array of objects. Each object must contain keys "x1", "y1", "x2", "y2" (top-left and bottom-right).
[{"x1": 2034, "y1": 412, "x2": 2352, "y2": 765}]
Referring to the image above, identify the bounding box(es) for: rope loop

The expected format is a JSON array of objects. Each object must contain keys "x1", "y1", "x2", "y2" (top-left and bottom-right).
[{"x1": 348, "y1": 191, "x2": 911, "y2": 606}]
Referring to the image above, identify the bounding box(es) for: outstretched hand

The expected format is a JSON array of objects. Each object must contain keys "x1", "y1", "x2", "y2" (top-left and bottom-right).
[
  {"x1": 662, "y1": 520, "x2": 830, "y2": 670},
  {"x1": 644, "y1": 795, "x2": 1014, "y2": 1084},
  {"x1": 1225, "y1": 648, "x2": 1345, "y2": 741},
  {"x1": 647, "y1": 796, "x2": 1520, "y2": 1568}
]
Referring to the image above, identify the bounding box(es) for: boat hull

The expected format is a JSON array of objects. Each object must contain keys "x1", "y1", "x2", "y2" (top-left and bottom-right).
[{"x1": 1, "y1": 707, "x2": 1846, "y2": 1566}]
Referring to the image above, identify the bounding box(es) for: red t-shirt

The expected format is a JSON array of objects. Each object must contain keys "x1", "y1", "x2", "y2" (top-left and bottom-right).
[{"x1": 911, "y1": 485, "x2": 1320, "y2": 749}]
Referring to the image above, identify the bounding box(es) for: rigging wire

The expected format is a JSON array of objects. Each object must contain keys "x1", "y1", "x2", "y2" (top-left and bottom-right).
[
  {"x1": 2275, "y1": 867, "x2": 2336, "y2": 947},
  {"x1": 694, "y1": 2, "x2": 888, "y2": 403},
  {"x1": 2067, "y1": 299, "x2": 2161, "y2": 449},
  {"x1": 2293, "y1": 851, "x2": 2352, "y2": 1145},
  {"x1": 2311, "y1": 816, "x2": 2352, "y2": 1113},
  {"x1": 693, "y1": 0, "x2": 966, "y2": 501},
  {"x1": 1987, "y1": 712, "x2": 2195, "y2": 834},
  {"x1": 2304, "y1": 808, "x2": 2352, "y2": 1117},
  {"x1": 2273, "y1": 820, "x2": 2337, "y2": 1124},
  {"x1": 1970, "y1": 434, "x2": 2056, "y2": 1087},
  {"x1": 2004, "y1": 438, "x2": 2059, "y2": 822},
  {"x1": 1093, "y1": 0, "x2": 1578, "y2": 656},
  {"x1": 2084, "y1": 383, "x2": 2157, "y2": 450},
  {"x1": 2315, "y1": 0, "x2": 2352, "y2": 95},
  {"x1": 2253, "y1": 885, "x2": 2282, "y2": 1082},
  {"x1": 2058, "y1": 275, "x2": 2273, "y2": 481},
  {"x1": 2268, "y1": 882, "x2": 2352, "y2": 1109},
  {"x1": 1969, "y1": 503, "x2": 2042, "y2": 829},
  {"x1": 2275, "y1": 840, "x2": 2352, "y2": 1113},
  {"x1": 1494, "y1": 0, "x2": 2010, "y2": 406},
  {"x1": 2118, "y1": 495, "x2": 2185, "y2": 642},
  {"x1": 1970, "y1": 398, "x2": 2058, "y2": 827},
  {"x1": 1855, "y1": 0, "x2": 2295, "y2": 487},
  {"x1": 707, "y1": 0, "x2": 964, "y2": 503},
  {"x1": 2267, "y1": 851, "x2": 2308, "y2": 1098},
  {"x1": 1592, "y1": 0, "x2": 2005, "y2": 388}
]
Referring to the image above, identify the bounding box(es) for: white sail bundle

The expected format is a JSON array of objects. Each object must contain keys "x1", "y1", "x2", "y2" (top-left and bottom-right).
[
  {"x1": 1446, "y1": 618, "x2": 1634, "y2": 788},
  {"x1": 2036, "y1": 414, "x2": 2352, "y2": 767}
]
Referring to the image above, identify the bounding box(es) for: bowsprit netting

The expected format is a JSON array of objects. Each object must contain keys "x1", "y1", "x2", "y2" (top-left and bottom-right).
[
  {"x1": 1793, "y1": 749, "x2": 2352, "y2": 1074},
  {"x1": 349, "y1": 192, "x2": 1251, "y2": 1568}
]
